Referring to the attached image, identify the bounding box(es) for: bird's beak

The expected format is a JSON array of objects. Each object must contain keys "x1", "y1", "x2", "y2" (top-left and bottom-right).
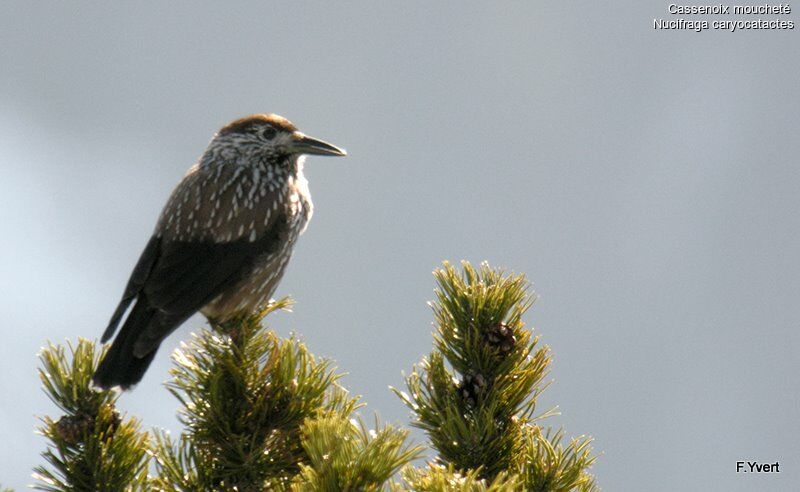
[{"x1": 290, "y1": 132, "x2": 347, "y2": 157}]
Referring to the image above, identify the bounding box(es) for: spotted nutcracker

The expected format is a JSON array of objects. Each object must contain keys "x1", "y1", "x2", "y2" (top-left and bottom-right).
[{"x1": 92, "y1": 114, "x2": 346, "y2": 389}]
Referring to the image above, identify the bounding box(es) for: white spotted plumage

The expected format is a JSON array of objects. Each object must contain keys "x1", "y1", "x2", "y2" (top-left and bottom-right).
[{"x1": 153, "y1": 117, "x2": 315, "y2": 320}]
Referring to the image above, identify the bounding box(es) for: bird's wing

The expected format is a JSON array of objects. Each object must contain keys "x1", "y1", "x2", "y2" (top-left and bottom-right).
[
  {"x1": 132, "y1": 217, "x2": 288, "y2": 357},
  {"x1": 127, "y1": 164, "x2": 288, "y2": 357},
  {"x1": 144, "y1": 227, "x2": 286, "y2": 315}
]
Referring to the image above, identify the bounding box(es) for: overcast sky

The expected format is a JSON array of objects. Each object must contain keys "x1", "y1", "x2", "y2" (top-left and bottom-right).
[{"x1": 1, "y1": 2, "x2": 798, "y2": 490}]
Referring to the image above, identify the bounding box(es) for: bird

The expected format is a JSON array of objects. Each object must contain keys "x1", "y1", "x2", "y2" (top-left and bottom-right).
[{"x1": 92, "y1": 114, "x2": 346, "y2": 390}]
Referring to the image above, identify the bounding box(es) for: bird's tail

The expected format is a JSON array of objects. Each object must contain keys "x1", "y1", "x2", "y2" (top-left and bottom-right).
[{"x1": 93, "y1": 298, "x2": 159, "y2": 390}]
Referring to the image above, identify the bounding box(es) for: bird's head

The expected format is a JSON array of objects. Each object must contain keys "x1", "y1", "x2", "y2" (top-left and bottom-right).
[{"x1": 213, "y1": 114, "x2": 346, "y2": 160}]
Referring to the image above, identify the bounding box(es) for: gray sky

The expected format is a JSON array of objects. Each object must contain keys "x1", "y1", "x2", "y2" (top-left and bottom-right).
[{"x1": 1, "y1": 2, "x2": 798, "y2": 490}]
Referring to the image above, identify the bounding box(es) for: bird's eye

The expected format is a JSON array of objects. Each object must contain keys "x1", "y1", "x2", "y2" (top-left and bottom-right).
[{"x1": 261, "y1": 126, "x2": 277, "y2": 140}]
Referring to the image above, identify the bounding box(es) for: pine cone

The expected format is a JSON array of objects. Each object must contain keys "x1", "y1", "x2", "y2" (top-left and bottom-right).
[
  {"x1": 55, "y1": 413, "x2": 95, "y2": 445},
  {"x1": 485, "y1": 322, "x2": 516, "y2": 356},
  {"x1": 458, "y1": 372, "x2": 486, "y2": 407},
  {"x1": 54, "y1": 406, "x2": 121, "y2": 445}
]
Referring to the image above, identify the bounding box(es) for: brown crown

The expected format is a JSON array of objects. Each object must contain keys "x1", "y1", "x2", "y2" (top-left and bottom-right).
[{"x1": 218, "y1": 114, "x2": 298, "y2": 135}]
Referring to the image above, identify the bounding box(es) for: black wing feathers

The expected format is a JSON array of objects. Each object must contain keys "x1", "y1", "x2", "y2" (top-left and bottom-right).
[
  {"x1": 144, "y1": 241, "x2": 250, "y2": 315},
  {"x1": 93, "y1": 214, "x2": 290, "y2": 388},
  {"x1": 133, "y1": 228, "x2": 288, "y2": 357},
  {"x1": 131, "y1": 241, "x2": 259, "y2": 357},
  {"x1": 101, "y1": 235, "x2": 161, "y2": 343}
]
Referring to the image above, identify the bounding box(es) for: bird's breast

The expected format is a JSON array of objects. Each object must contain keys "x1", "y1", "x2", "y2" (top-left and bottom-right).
[{"x1": 286, "y1": 170, "x2": 313, "y2": 234}]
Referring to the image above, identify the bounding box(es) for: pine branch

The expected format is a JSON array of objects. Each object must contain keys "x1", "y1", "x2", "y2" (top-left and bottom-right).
[
  {"x1": 152, "y1": 299, "x2": 420, "y2": 491},
  {"x1": 398, "y1": 464, "x2": 520, "y2": 491},
  {"x1": 394, "y1": 261, "x2": 598, "y2": 490},
  {"x1": 292, "y1": 416, "x2": 422, "y2": 491},
  {"x1": 518, "y1": 427, "x2": 598, "y2": 492},
  {"x1": 33, "y1": 339, "x2": 150, "y2": 491}
]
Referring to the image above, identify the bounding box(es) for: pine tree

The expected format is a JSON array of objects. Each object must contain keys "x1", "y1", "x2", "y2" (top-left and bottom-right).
[{"x1": 32, "y1": 262, "x2": 597, "y2": 491}]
